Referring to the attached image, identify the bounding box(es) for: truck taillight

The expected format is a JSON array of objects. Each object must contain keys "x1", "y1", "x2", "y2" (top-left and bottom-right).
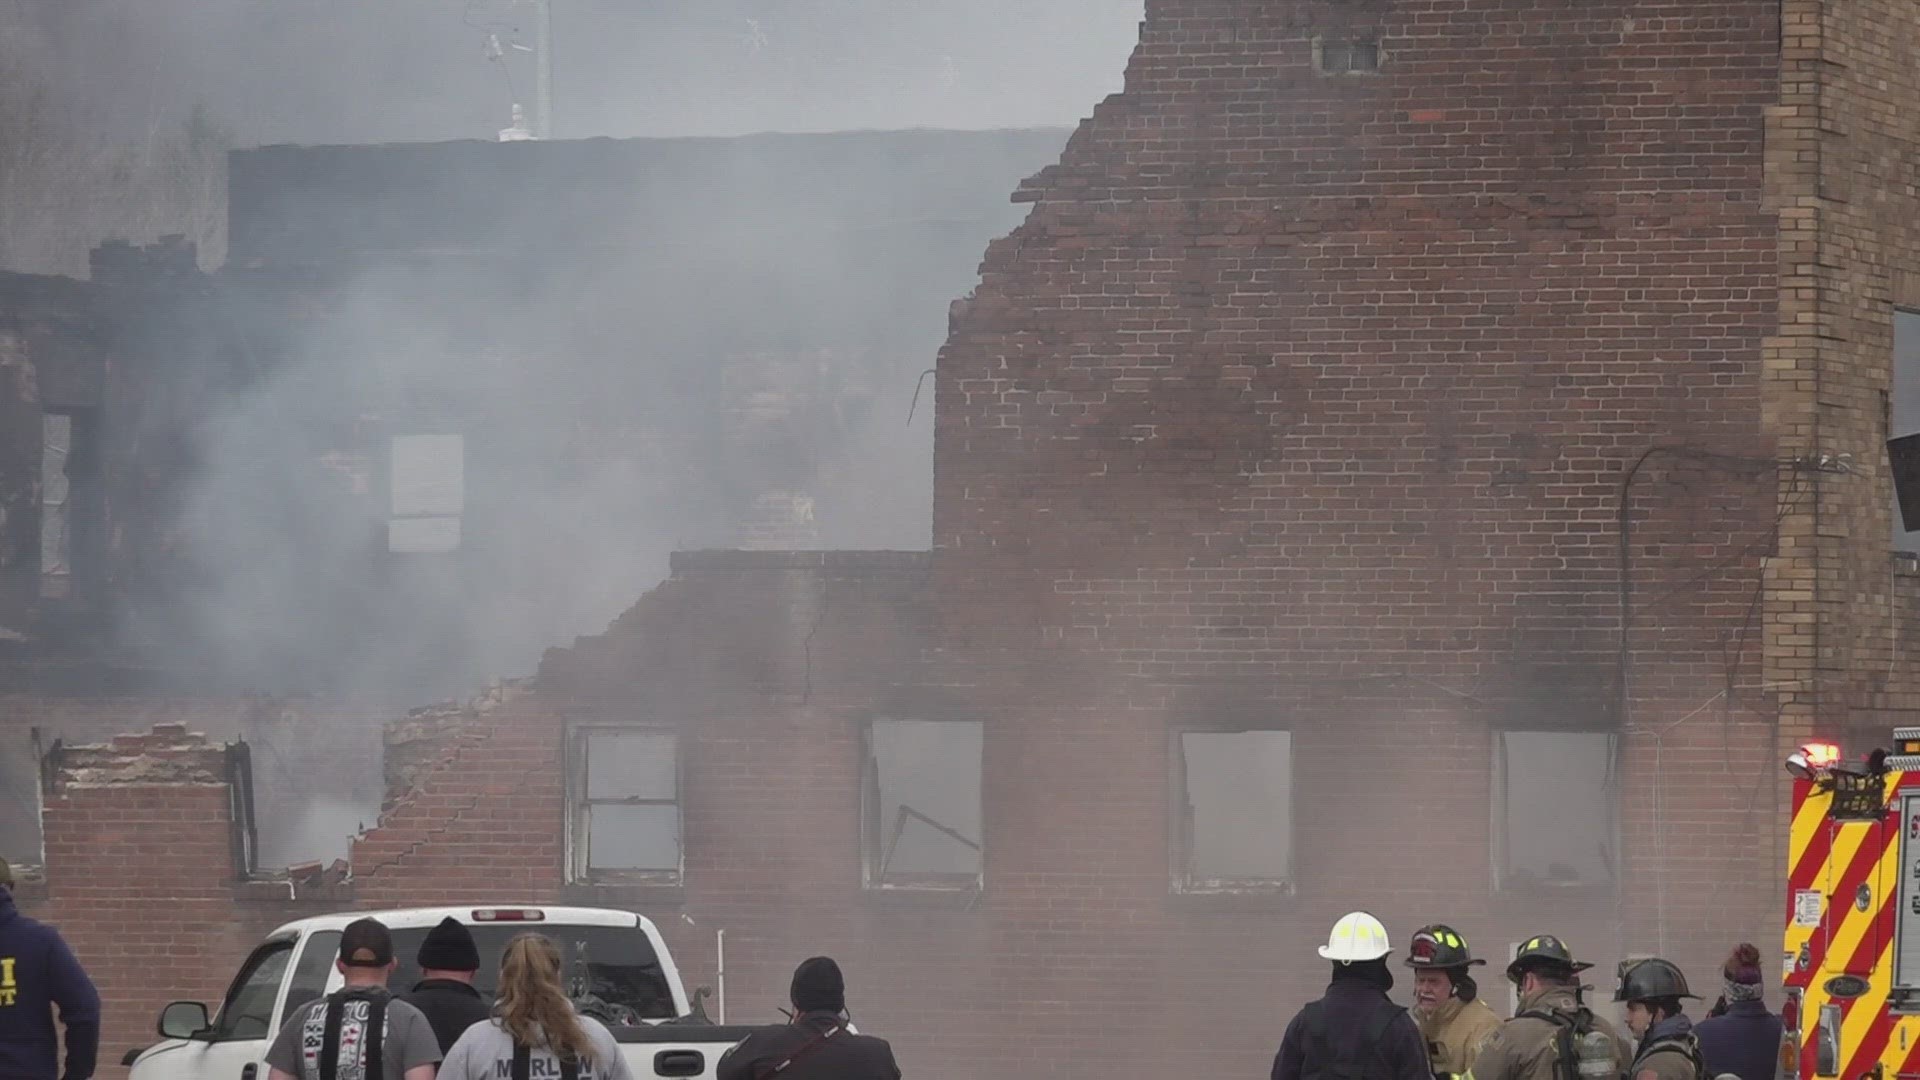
[
  {"x1": 472, "y1": 909, "x2": 546, "y2": 922},
  {"x1": 1779, "y1": 988, "x2": 1802, "y2": 1080}
]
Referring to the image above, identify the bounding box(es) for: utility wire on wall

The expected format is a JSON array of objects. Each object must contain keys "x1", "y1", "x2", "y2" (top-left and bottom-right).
[{"x1": 1613, "y1": 443, "x2": 1832, "y2": 956}]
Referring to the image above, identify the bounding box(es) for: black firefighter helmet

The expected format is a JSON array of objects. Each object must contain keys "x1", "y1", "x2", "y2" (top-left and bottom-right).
[
  {"x1": 1406, "y1": 924, "x2": 1487, "y2": 971},
  {"x1": 1615, "y1": 958, "x2": 1700, "y2": 1003},
  {"x1": 1506, "y1": 934, "x2": 1595, "y2": 983}
]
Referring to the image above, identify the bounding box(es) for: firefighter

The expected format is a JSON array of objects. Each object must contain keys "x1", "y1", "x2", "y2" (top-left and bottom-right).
[
  {"x1": 1617, "y1": 958, "x2": 1705, "y2": 1080},
  {"x1": 1272, "y1": 912, "x2": 1431, "y2": 1080},
  {"x1": 1466, "y1": 935, "x2": 1632, "y2": 1080},
  {"x1": 1405, "y1": 924, "x2": 1501, "y2": 1079}
]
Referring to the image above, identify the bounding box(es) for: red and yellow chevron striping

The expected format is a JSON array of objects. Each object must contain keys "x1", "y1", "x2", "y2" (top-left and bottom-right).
[{"x1": 1784, "y1": 766, "x2": 1920, "y2": 1080}]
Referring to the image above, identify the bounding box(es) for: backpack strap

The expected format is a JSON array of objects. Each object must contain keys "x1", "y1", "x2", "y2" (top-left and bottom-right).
[
  {"x1": 1517, "y1": 1007, "x2": 1578, "y2": 1080},
  {"x1": 363, "y1": 995, "x2": 386, "y2": 1080},
  {"x1": 753, "y1": 1020, "x2": 845, "y2": 1080},
  {"x1": 1354, "y1": 1005, "x2": 1405, "y2": 1078},
  {"x1": 512, "y1": 1040, "x2": 582, "y2": 1080},
  {"x1": 319, "y1": 996, "x2": 345, "y2": 1080},
  {"x1": 1633, "y1": 1032, "x2": 1702, "y2": 1079},
  {"x1": 318, "y1": 988, "x2": 388, "y2": 1080},
  {"x1": 1300, "y1": 1001, "x2": 1335, "y2": 1071}
]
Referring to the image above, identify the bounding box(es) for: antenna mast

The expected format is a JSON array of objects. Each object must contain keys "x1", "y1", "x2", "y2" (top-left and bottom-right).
[{"x1": 532, "y1": 0, "x2": 553, "y2": 138}]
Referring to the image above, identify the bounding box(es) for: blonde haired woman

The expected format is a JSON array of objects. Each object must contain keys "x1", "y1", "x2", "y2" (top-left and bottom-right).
[{"x1": 440, "y1": 933, "x2": 635, "y2": 1080}]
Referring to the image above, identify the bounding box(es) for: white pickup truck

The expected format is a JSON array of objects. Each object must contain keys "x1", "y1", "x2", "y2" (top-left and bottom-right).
[{"x1": 124, "y1": 906, "x2": 762, "y2": 1080}]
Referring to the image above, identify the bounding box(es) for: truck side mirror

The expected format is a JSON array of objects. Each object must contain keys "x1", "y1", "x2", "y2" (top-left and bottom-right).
[{"x1": 158, "y1": 1001, "x2": 211, "y2": 1040}]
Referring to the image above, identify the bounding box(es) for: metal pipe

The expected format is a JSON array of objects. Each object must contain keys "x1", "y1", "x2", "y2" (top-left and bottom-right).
[{"x1": 717, "y1": 929, "x2": 726, "y2": 1024}]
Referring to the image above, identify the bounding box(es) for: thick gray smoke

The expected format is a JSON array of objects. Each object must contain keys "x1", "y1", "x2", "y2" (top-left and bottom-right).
[
  {"x1": 4, "y1": 0, "x2": 1143, "y2": 145},
  {"x1": 4, "y1": 0, "x2": 1141, "y2": 865}
]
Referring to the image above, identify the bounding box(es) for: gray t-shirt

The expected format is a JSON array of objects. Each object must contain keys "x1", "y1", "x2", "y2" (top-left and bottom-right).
[
  {"x1": 266, "y1": 990, "x2": 443, "y2": 1080},
  {"x1": 439, "y1": 1016, "x2": 635, "y2": 1080}
]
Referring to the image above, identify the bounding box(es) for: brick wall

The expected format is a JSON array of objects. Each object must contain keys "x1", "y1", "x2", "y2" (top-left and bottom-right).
[
  {"x1": 1762, "y1": 0, "x2": 1920, "y2": 749},
  {"x1": 338, "y1": 549, "x2": 1777, "y2": 1079},
  {"x1": 932, "y1": 0, "x2": 1784, "y2": 1026},
  {"x1": 0, "y1": 688, "x2": 390, "y2": 868},
  {"x1": 33, "y1": 3, "x2": 1920, "y2": 1079}
]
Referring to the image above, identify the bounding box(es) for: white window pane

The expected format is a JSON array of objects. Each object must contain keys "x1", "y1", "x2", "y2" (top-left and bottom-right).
[
  {"x1": 1498, "y1": 731, "x2": 1615, "y2": 887},
  {"x1": 391, "y1": 433, "x2": 465, "y2": 516},
  {"x1": 1182, "y1": 730, "x2": 1292, "y2": 883},
  {"x1": 588, "y1": 804, "x2": 680, "y2": 871},
  {"x1": 387, "y1": 516, "x2": 461, "y2": 554},
  {"x1": 588, "y1": 733, "x2": 676, "y2": 800},
  {"x1": 870, "y1": 720, "x2": 982, "y2": 878}
]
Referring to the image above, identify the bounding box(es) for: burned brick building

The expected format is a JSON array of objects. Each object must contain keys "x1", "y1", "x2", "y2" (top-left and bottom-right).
[
  {"x1": 19, "y1": 0, "x2": 1920, "y2": 1077},
  {"x1": 0, "y1": 129, "x2": 1066, "y2": 867}
]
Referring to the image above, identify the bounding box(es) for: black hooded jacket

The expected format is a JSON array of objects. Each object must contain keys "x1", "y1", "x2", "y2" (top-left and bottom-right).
[
  {"x1": 1272, "y1": 966, "x2": 1433, "y2": 1080},
  {"x1": 401, "y1": 978, "x2": 492, "y2": 1053}
]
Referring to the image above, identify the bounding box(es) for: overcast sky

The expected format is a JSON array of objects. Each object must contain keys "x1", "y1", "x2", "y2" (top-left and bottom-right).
[{"x1": 8, "y1": 0, "x2": 1145, "y2": 145}]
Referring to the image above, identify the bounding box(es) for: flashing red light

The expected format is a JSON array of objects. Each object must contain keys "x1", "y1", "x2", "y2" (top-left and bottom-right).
[
  {"x1": 471, "y1": 909, "x2": 546, "y2": 922},
  {"x1": 1786, "y1": 742, "x2": 1843, "y2": 780}
]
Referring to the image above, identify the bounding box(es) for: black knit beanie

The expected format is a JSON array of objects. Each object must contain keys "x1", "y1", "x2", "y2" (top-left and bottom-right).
[
  {"x1": 416, "y1": 917, "x2": 481, "y2": 972},
  {"x1": 790, "y1": 956, "x2": 846, "y2": 1013}
]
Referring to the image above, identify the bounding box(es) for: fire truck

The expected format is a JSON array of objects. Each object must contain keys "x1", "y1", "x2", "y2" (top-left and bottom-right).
[{"x1": 1781, "y1": 732, "x2": 1920, "y2": 1080}]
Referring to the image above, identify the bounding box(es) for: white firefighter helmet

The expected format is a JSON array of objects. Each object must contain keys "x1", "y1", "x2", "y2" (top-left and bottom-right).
[{"x1": 1318, "y1": 911, "x2": 1392, "y2": 962}]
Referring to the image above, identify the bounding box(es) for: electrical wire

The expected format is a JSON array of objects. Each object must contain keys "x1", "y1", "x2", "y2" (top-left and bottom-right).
[{"x1": 1612, "y1": 443, "x2": 1788, "y2": 955}]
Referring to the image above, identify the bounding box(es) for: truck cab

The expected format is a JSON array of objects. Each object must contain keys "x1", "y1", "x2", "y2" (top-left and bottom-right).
[{"x1": 124, "y1": 905, "x2": 760, "y2": 1080}]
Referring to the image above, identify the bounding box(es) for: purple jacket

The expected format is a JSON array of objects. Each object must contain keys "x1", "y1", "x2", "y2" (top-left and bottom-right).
[
  {"x1": 0, "y1": 889, "x2": 99, "y2": 1080},
  {"x1": 1693, "y1": 1000, "x2": 1782, "y2": 1080}
]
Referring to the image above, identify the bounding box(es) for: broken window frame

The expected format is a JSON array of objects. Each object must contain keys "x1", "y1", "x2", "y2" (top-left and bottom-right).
[
  {"x1": 1891, "y1": 307, "x2": 1920, "y2": 553},
  {"x1": 1491, "y1": 728, "x2": 1620, "y2": 896},
  {"x1": 1170, "y1": 725, "x2": 1296, "y2": 894},
  {"x1": 564, "y1": 725, "x2": 683, "y2": 886},
  {"x1": 859, "y1": 718, "x2": 985, "y2": 893},
  {"x1": 37, "y1": 406, "x2": 101, "y2": 601}
]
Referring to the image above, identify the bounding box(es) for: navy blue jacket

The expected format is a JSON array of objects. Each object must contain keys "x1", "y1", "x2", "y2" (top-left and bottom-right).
[
  {"x1": 1694, "y1": 1000, "x2": 1782, "y2": 1080},
  {"x1": 0, "y1": 889, "x2": 100, "y2": 1080},
  {"x1": 1272, "y1": 977, "x2": 1432, "y2": 1080}
]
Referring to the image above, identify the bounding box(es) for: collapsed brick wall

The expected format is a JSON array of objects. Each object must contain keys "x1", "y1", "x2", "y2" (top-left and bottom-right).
[
  {"x1": 0, "y1": 690, "x2": 390, "y2": 868},
  {"x1": 22, "y1": 725, "x2": 333, "y2": 1077}
]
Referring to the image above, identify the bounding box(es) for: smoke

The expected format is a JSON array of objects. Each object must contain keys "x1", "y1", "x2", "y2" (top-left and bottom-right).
[
  {"x1": 4, "y1": 0, "x2": 1144, "y2": 145},
  {"x1": 123, "y1": 209, "x2": 1005, "y2": 699},
  {"x1": 4, "y1": 0, "x2": 1140, "y2": 863}
]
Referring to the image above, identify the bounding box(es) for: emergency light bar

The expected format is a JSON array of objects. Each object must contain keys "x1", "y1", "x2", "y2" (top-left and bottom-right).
[
  {"x1": 1786, "y1": 741, "x2": 1842, "y2": 780},
  {"x1": 471, "y1": 908, "x2": 546, "y2": 922}
]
